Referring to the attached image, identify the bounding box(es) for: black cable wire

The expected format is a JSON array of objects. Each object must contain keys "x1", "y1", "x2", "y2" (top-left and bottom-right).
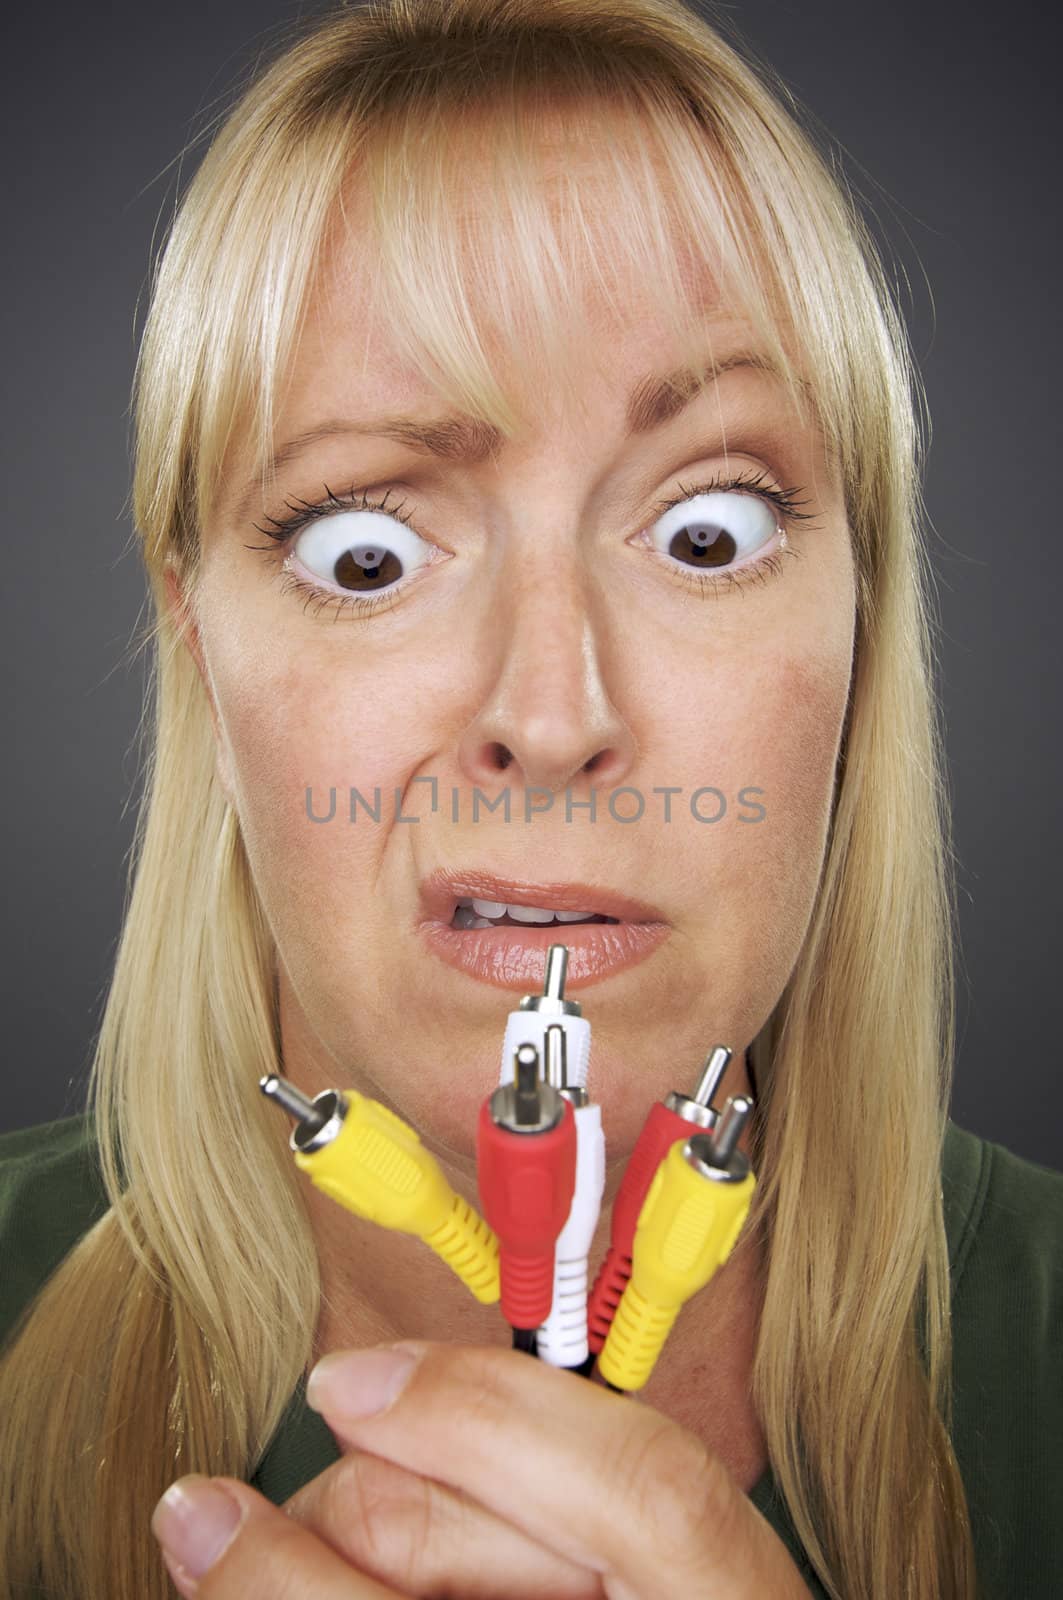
[
  {"x1": 511, "y1": 1325, "x2": 538, "y2": 1356},
  {"x1": 569, "y1": 1351, "x2": 597, "y2": 1379}
]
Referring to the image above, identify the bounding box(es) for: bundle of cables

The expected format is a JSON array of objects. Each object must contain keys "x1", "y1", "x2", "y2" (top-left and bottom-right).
[{"x1": 260, "y1": 943, "x2": 756, "y2": 1395}]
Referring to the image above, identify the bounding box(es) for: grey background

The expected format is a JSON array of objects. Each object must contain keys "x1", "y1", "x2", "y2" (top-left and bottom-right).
[{"x1": 2, "y1": 2, "x2": 1059, "y2": 1169}]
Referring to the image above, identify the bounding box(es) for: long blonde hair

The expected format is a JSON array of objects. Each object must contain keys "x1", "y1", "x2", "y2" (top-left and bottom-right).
[{"x1": 0, "y1": 3, "x2": 976, "y2": 1596}]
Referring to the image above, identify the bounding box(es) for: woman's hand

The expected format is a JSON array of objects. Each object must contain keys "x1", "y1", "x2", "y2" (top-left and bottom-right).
[{"x1": 150, "y1": 1341, "x2": 814, "y2": 1598}]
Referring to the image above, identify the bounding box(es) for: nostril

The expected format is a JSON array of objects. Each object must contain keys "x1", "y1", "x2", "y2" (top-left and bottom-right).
[{"x1": 490, "y1": 742, "x2": 513, "y2": 771}]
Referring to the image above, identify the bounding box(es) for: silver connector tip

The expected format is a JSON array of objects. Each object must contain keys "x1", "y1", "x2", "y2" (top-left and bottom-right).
[
  {"x1": 711, "y1": 1094, "x2": 754, "y2": 1167},
  {"x1": 516, "y1": 943, "x2": 582, "y2": 1016},
  {"x1": 544, "y1": 944, "x2": 568, "y2": 1002},
  {"x1": 514, "y1": 1043, "x2": 542, "y2": 1126},
  {"x1": 259, "y1": 1073, "x2": 331, "y2": 1140},
  {"x1": 545, "y1": 1023, "x2": 567, "y2": 1090},
  {"x1": 691, "y1": 1045, "x2": 733, "y2": 1110},
  {"x1": 491, "y1": 1044, "x2": 565, "y2": 1134}
]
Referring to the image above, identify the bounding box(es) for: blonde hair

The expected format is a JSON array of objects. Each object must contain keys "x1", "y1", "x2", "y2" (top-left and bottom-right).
[{"x1": 0, "y1": 2, "x2": 977, "y2": 1596}]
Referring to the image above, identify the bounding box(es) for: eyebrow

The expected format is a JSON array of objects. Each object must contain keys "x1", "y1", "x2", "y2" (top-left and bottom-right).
[{"x1": 238, "y1": 351, "x2": 811, "y2": 516}]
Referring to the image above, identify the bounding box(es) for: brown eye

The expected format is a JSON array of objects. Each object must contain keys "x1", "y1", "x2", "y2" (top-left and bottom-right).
[
  {"x1": 294, "y1": 510, "x2": 432, "y2": 595},
  {"x1": 332, "y1": 543, "x2": 403, "y2": 592},
  {"x1": 650, "y1": 490, "x2": 780, "y2": 572}
]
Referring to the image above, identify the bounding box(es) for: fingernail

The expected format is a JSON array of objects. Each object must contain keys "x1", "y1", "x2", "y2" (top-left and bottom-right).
[
  {"x1": 151, "y1": 1475, "x2": 243, "y2": 1579},
  {"x1": 306, "y1": 1345, "x2": 418, "y2": 1418}
]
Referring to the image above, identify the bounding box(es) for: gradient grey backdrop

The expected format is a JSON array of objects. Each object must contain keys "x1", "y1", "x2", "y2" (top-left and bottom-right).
[{"x1": 2, "y1": 1, "x2": 1060, "y2": 1170}]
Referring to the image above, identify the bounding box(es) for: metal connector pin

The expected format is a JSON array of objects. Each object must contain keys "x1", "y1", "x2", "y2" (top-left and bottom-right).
[
  {"x1": 490, "y1": 1042, "x2": 565, "y2": 1134},
  {"x1": 514, "y1": 1043, "x2": 542, "y2": 1127},
  {"x1": 517, "y1": 943, "x2": 583, "y2": 1017},
  {"x1": 684, "y1": 1095, "x2": 754, "y2": 1186},
  {"x1": 710, "y1": 1094, "x2": 753, "y2": 1168},
  {"x1": 259, "y1": 1073, "x2": 347, "y2": 1151},
  {"x1": 259, "y1": 1073, "x2": 330, "y2": 1138},
  {"x1": 664, "y1": 1045, "x2": 734, "y2": 1131},
  {"x1": 544, "y1": 945, "x2": 568, "y2": 1004},
  {"x1": 546, "y1": 1020, "x2": 587, "y2": 1108},
  {"x1": 545, "y1": 1023, "x2": 566, "y2": 1090},
  {"x1": 692, "y1": 1046, "x2": 732, "y2": 1111}
]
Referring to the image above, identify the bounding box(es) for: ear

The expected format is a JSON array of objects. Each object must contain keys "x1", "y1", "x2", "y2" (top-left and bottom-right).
[{"x1": 163, "y1": 561, "x2": 238, "y2": 811}]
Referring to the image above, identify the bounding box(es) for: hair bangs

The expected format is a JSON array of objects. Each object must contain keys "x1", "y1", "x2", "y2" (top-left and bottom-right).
[{"x1": 199, "y1": 76, "x2": 849, "y2": 550}]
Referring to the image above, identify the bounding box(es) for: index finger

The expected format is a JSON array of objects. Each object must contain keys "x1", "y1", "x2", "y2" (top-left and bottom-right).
[
  {"x1": 305, "y1": 1342, "x2": 803, "y2": 1598},
  {"x1": 284, "y1": 1442, "x2": 597, "y2": 1598}
]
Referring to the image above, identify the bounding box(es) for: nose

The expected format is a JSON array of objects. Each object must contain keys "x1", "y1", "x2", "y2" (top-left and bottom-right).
[{"x1": 456, "y1": 558, "x2": 638, "y2": 798}]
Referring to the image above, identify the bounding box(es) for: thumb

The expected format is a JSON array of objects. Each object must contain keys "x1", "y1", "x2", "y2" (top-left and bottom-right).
[{"x1": 150, "y1": 1472, "x2": 402, "y2": 1598}]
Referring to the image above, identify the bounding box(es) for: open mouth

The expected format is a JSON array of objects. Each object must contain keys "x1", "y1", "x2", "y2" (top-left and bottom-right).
[
  {"x1": 451, "y1": 897, "x2": 622, "y2": 929},
  {"x1": 419, "y1": 875, "x2": 669, "y2": 987}
]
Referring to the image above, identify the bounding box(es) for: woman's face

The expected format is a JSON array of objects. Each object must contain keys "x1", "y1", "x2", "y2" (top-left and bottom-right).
[{"x1": 174, "y1": 146, "x2": 856, "y2": 1166}]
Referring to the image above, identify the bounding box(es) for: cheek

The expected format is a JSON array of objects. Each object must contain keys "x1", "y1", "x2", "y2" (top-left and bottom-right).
[
  {"x1": 743, "y1": 652, "x2": 848, "y2": 891},
  {"x1": 618, "y1": 631, "x2": 850, "y2": 1043},
  {"x1": 639, "y1": 632, "x2": 849, "y2": 881},
  {"x1": 706, "y1": 646, "x2": 852, "y2": 1036},
  {"x1": 209, "y1": 642, "x2": 436, "y2": 938}
]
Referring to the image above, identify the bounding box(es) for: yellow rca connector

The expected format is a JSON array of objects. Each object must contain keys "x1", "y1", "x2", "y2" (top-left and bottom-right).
[
  {"x1": 260, "y1": 1074, "x2": 500, "y2": 1305},
  {"x1": 598, "y1": 1095, "x2": 755, "y2": 1391}
]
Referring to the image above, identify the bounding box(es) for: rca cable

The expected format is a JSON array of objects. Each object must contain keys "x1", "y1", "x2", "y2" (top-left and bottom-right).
[
  {"x1": 258, "y1": 1075, "x2": 500, "y2": 1305},
  {"x1": 492, "y1": 947, "x2": 606, "y2": 1371},
  {"x1": 596, "y1": 1094, "x2": 756, "y2": 1393},
  {"x1": 259, "y1": 942, "x2": 756, "y2": 1394},
  {"x1": 586, "y1": 1044, "x2": 733, "y2": 1354},
  {"x1": 477, "y1": 1040, "x2": 577, "y2": 1355}
]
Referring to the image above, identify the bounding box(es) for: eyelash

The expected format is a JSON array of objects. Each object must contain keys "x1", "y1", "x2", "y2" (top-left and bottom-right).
[{"x1": 245, "y1": 467, "x2": 818, "y2": 623}]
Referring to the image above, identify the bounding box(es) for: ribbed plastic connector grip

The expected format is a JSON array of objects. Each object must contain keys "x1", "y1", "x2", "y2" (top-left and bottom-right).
[
  {"x1": 423, "y1": 1191, "x2": 501, "y2": 1305},
  {"x1": 586, "y1": 1245, "x2": 632, "y2": 1354},
  {"x1": 536, "y1": 1256, "x2": 589, "y2": 1366},
  {"x1": 477, "y1": 1096, "x2": 577, "y2": 1329},
  {"x1": 497, "y1": 1248, "x2": 555, "y2": 1328},
  {"x1": 292, "y1": 1087, "x2": 500, "y2": 1307},
  {"x1": 596, "y1": 1281, "x2": 680, "y2": 1390},
  {"x1": 293, "y1": 1091, "x2": 452, "y2": 1232},
  {"x1": 586, "y1": 1100, "x2": 690, "y2": 1350},
  {"x1": 537, "y1": 1101, "x2": 606, "y2": 1367},
  {"x1": 598, "y1": 1138, "x2": 756, "y2": 1391}
]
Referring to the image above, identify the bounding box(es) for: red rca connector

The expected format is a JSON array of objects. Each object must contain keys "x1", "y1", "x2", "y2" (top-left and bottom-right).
[
  {"x1": 477, "y1": 1041, "x2": 577, "y2": 1344},
  {"x1": 587, "y1": 1044, "x2": 733, "y2": 1354}
]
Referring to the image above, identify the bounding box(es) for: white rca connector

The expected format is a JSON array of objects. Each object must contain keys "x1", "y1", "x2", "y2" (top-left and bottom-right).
[
  {"x1": 537, "y1": 1089, "x2": 605, "y2": 1367},
  {"x1": 496, "y1": 946, "x2": 604, "y2": 1368},
  {"x1": 498, "y1": 945, "x2": 591, "y2": 1089}
]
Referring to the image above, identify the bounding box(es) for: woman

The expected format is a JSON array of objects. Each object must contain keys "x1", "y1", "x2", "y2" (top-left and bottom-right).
[{"x1": 1, "y1": 0, "x2": 1059, "y2": 1595}]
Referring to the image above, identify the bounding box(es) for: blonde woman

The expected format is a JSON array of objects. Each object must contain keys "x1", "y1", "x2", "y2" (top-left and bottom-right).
[{"x1": 2, "y1": 1, "x2": 1060, "y2": 1596}]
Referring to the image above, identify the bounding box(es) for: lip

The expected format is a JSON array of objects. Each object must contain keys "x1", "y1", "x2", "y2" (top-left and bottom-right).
[
  {"x1": 416, "y1": 868, "x2": 670, "y2": 991},
  {"x1": 417, "y1": 868, "x2": 668, "y2": 925}
]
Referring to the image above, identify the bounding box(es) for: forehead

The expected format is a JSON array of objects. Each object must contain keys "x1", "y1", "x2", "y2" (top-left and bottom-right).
[
  {"x1": 215, "y1": 92, "x2": 827, "y2": 530},
  {"x1": 287, "y1": 282, "x2": 746, "y2": 444},
  {"x1": 320, "y1": 98, "x2": 735, "y2": 348},
  {"x1": 285, "y1": 178, "x2": 753, "y2": 445}
]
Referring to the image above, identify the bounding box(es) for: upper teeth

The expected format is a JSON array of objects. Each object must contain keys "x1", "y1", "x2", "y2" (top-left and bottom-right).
[{"x1": 456, "y1": 897, "x2": 604, "y2": 924}]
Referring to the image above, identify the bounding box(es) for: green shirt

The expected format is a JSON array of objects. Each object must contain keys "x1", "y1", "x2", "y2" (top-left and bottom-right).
[{"x1": 1, "y1": 1113, "x2": 1060, "y2": 1597}]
